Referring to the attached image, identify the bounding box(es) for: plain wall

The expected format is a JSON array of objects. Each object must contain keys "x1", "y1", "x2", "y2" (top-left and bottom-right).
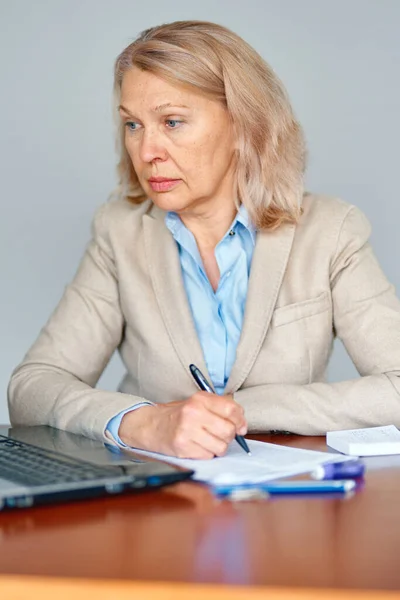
[{"x1": 1, "y1": 0, "x2": 399, "y2": 424}]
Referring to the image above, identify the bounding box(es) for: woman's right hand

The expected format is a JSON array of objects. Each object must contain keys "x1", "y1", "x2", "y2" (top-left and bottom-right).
[{"x1": 118, "y1": 391, "x2": 248, "y2": 459}]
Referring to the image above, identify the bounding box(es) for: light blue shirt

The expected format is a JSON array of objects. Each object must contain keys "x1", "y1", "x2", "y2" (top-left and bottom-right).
[{"x1": 107, "y1": 205, "x2": 256, "y2": 445}]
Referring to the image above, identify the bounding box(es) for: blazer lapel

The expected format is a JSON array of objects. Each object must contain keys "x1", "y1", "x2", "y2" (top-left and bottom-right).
[
  {"x1": 142, "y1": 206, "x2": 211, "y2": 386},
  {"x1": 224, "y1": 223, "x2": 297, "y2": 394}
]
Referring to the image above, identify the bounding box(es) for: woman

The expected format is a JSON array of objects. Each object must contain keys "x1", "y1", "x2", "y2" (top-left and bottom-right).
[{"x1": 8, "y1": 21, "x2": 400, "y2": 459}]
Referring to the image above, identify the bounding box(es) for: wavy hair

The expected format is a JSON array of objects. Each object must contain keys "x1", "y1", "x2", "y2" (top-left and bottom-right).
[{"x1": 113, "y1": 20, "x2": 306, "y2": 230}]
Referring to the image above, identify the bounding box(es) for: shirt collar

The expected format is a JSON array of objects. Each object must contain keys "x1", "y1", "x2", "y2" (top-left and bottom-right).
[
  {"x1": 235, "y1": 203, "x2": 256, "y2": 245},
  {"x1": 164, "y1": 210, "x2": 182, "y2": 237},
  {"x1": 165, "y1": 204, "x2": 256, "y2": 246}
]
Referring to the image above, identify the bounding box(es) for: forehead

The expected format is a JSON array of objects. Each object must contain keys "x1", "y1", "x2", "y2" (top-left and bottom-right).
[{"x1": 120, "y1": 66, "x2": 205, "y2": 110}]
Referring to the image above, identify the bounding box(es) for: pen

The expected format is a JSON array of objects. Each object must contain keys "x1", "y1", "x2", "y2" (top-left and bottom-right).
[
  {"x1": 212, "y1": 479, "x2": 356, "y2": 496},
  {"x1": 189, "y1": 363, "x2": 251, "y2": 456},
  {"x1": 311, "y1": 460, "x2": 365, "y2": 480}
]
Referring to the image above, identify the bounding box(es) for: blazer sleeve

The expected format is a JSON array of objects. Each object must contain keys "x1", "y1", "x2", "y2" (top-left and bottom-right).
[
  {"x1": 7, "y1": 203, "x2": 148, "y2": 444},
  {"x1": 234, "y1": 206, "x2": 400, "y2": 435}
]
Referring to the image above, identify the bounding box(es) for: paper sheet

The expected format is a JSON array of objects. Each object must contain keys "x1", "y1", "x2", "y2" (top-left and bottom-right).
[{"x1": 129, "y1": 439, "x2": 353, "y2": 484}]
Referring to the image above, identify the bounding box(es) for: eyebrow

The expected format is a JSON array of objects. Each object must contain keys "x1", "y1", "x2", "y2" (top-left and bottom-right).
[{"x1": 118, "y1": 102, "x2": 190, "y2": 116}]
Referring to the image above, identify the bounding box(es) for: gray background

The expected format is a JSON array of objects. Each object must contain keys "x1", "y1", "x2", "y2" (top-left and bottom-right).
[{"x1": 1, "y1": 0, "x2": 399, "y2": 425}]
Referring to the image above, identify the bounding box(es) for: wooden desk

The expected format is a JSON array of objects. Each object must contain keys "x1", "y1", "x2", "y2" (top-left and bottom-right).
[{"x1": 1, "y1": 432, "x2": 400, "y2": 598}]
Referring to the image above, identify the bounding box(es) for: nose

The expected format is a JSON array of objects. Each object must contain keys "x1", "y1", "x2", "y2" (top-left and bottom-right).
[{"x1": 139, "y1": 128, "x2": 168, "y2": 164}]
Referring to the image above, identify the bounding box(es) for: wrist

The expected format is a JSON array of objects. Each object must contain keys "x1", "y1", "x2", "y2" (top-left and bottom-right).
[{"x1": 119, "y1": 404, "x2": 156, "y2": 448}]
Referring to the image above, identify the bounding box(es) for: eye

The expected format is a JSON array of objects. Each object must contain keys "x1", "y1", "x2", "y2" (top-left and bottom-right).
[
  {"x1": 125, "y1": 121, "x2": 141, "y2": 132},
  {"x1": 165, "y1": 119, "x2": 183, "y2": 129}
]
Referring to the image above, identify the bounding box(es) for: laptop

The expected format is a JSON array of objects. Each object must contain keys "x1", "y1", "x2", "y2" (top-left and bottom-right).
[{"x1": 0, "y1": 424, "x2": 194, "y2": 511}]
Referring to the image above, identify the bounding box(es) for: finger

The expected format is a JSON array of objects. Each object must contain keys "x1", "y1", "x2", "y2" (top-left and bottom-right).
[
  {"x1": 187, "y1": 402, "x2": 238, "y2": 443},
  {"x1": 204, "y1": 413, "x2": 239, "y2": 444},
  {"x1": 238, "y1": 422, "x2": 248, "y2": 436},
  {"x1": 194, "y1": 426, "x2": 230, "y2": 457},
  {"x1": 238, "y1": 411, "x2": 248, "y2": 435},
  {"x1": 202, "y1": 394, "x2": 246, "y2": 429},
  {"x1": 172, "y1": 434, "x2": 216, "y2": 460},
  {"x1": 183, "y1": 393, "x2": 247, "y2": 438}
]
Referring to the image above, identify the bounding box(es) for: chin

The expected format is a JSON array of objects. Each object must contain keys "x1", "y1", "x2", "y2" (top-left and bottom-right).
[{"x1": 150, "y1": 192, "x2": 191, "y2": 214}]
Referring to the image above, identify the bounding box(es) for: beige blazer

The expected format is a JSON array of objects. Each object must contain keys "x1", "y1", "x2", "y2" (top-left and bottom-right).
[{"x1": 8, "y1": 193, "x2": 400, "y2": 444}]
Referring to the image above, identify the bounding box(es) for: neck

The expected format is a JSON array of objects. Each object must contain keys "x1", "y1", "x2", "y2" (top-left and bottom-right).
[{"x1": 179, "y1": 200, "x2": 237, "y2": 251}]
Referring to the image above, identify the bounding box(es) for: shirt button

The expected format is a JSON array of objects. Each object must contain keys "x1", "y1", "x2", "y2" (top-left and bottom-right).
[
  {"x1": 226, "y1": 271, "x2": 231, "y2": 278},
  {"x1": 229, "y1": 230, "x2": 235, "y2": 236}
]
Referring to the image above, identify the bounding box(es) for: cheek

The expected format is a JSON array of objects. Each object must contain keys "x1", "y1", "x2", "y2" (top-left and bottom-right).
[
  {"x1": 180, "y1": 133, "x2": 225, "y2": 175},
  {"x1": 194, "y1": 136, "x2": 234, "y2": 178},
  {"x1": 125, "y1": 142, "x2": 147, "y2": 182},
  {"x1": 125, "y1": 139, "x2": 139, "y2": 166},
  {"x1": 205, "y1": 123, "x2": 234, "y2": 158},
  {"x1": 183, "y1": 149, "x2": 209, "y2": 174}
]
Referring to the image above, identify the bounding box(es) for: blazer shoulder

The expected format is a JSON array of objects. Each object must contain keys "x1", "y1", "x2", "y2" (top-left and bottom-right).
[
  {"x1": 91, "y1": 197, "x2": 153, "y2": 241},
  {"x1": 300, "y1": 192, "x2": 371, "y2": 238},
  {"x1": 301, "y1": 192, "x2": 353, "y2": 220}
]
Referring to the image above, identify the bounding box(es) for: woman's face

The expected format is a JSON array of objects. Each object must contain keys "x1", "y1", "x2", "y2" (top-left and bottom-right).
[{"x1": 119, "y1": 67, "x2": 237, "y2": 216}]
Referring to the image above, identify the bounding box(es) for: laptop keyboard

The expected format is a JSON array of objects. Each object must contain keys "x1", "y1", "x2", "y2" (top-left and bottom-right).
[{"x1": 0, "y1": 435, "x2": 122, "y2": 487}]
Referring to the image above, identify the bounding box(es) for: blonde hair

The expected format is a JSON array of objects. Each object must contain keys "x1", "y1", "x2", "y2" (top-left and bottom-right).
[{"x1": 113, "y1": 20, "x2": 306, "y2": 230}]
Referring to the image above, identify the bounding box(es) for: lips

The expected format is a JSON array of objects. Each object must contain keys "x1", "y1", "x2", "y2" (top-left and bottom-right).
[
  {"x1": 148, "y1": 177, "x2": 181, "y2": 192},
  {"x1": 149, "y1": 177, "x2": 178, "y2": 182}
]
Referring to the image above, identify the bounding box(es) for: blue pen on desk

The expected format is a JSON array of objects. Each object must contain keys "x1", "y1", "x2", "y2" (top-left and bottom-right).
[
  {"x1": 311, "y1": 460, "x2": 365, "y2": 480},
  {"x1": 212, "y1": 479, "x2": 356, "y2": 497},
  {"x1": 189, "y1": 363, "x2": 251, "y2": 456}
]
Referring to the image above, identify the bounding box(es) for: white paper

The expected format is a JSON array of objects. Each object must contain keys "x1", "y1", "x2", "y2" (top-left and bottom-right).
[
  {"x1": 128, "y1": 439, "x2": 354, "y2": 484},
  {"x1": 327, "y1": 425, "x2": 400, "y2": 456}
]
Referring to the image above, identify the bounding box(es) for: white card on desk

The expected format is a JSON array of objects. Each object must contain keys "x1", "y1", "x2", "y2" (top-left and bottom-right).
[{"x1": 327, "y1": 425, "x2": 400, "y2": 456}]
